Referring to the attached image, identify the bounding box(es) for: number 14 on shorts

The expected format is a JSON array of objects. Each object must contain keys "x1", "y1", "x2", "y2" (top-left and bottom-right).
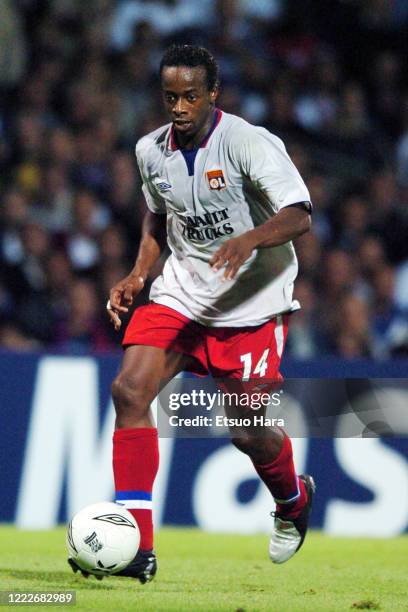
[{"x1": 240, "y1": 350, "x2": 270, "y2": 380}]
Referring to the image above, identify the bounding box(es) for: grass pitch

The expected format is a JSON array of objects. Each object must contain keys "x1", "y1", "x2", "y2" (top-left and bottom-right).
[{"x1": 0, "y1": 527, "x2": 406, "y2": 611}]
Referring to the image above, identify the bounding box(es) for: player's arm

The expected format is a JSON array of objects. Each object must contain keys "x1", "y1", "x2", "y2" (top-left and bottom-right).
[
  {"x1": 108, "y1": 211, "x2": 166, "y2": 330},
  {"x1": 210, "y1": 205, "x2": 311, "y2": 280},
  {"x1": 246, "y1": 202, "x2": 311, "y2": 248},
  {"x1": 211, "y1": 129, "x2": 312, "y2": 280}
]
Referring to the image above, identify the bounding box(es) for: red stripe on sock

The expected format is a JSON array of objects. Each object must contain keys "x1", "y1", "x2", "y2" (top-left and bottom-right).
[{"x1": 113, "y1": 427, "x2": 159, "y2": 550}]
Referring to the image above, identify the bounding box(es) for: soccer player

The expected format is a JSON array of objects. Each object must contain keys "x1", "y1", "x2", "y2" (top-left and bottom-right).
[{"x1": 70, "y1": 44, "x2": 315, "y2": 583}]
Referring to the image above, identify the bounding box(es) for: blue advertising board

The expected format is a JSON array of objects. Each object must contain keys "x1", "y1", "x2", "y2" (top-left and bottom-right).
[{"x1": 0, "y1": 352, "x2": 407, "y2": 536}]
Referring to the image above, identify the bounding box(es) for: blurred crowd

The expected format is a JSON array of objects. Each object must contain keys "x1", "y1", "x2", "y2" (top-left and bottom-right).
[{"x1": 1, "y1": 0, "x2": 408, "y2": 359}]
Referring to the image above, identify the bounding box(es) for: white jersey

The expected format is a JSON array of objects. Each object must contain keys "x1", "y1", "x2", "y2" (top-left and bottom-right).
[{"x1": 136, "y1": 110, "x2": 311, "y2": 327}]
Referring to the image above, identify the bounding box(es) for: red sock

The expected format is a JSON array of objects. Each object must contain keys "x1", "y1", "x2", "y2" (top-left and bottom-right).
[
  {"x1": 252, "y1": 435, "x2": 307, "y2": 518},
  {"x1": 113, "y1": 427, "x2": 159, "y2": 550}
]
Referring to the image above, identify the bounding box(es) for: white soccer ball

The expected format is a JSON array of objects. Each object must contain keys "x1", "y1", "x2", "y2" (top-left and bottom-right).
[{"x1": 66, "y1": 502, "x2": 140, "y2": 576}]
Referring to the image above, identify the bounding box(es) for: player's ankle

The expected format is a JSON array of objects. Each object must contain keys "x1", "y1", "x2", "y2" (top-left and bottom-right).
[{"x1": 275, "y1": 477, "x2": 308, "y2": 518}]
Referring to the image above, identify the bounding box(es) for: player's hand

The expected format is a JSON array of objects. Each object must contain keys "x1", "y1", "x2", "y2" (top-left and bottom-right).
[
  {"x1": 107, "y1": 273, "x2": 145, "y2": 331},
  {"x1": 209, "y1": 234, "x2": 257, "y2": 280}
]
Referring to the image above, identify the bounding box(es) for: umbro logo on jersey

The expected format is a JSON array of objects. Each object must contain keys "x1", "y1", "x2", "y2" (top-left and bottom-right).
[
  {"x1": 155, "y1": 180, "x2": 172, "y2": 192},
  {"x1": 207, "y1": 169, "x2": 226, "y2": 190}
]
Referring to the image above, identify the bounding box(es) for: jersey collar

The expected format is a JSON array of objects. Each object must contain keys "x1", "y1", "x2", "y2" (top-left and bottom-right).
[{"x1": 169, "y1": 108, "x2": 222, "y2": 152}]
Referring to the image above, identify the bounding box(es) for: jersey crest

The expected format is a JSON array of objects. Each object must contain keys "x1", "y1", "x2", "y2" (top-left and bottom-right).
[{"x1": 206, "y1": 169, "x2": 226, "y2": 190}]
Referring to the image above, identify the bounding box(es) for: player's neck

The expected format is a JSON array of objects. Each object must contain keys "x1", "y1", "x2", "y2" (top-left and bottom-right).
[{"x1": 175, "y1": 108, "x2": 217, "y2": 151}]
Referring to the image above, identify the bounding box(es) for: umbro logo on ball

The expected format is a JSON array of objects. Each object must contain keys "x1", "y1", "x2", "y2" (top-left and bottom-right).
[{"x1": 93, "y1": 513, "x2": 137, "y2": 528}]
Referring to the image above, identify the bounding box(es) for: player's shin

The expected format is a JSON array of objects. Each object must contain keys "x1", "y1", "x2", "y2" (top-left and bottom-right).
[
  {"x1": 251, "y1": 433, "x2": 307, "y2": 518},
  {"x1": 112, "y1": 427, "x2": 159, "y2": 550}
]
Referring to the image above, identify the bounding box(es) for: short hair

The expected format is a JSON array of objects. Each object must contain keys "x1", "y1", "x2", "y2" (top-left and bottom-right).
[{"x1": 160, "y1": 44, "x2": 219, "y2": 91}]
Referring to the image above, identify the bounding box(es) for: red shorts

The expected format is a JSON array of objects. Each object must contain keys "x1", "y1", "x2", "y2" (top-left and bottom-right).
[{"x1": 123, "y1": 303, "x2": 289, "y2": 381}]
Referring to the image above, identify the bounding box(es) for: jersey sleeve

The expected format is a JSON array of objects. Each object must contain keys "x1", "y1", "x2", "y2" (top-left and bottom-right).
[
  {"x1": 236, "y1": 128, "x2": 311, "y2": 213},
  {"x1": 135, "y1": 141, "x2": 167, "y2": 214}
]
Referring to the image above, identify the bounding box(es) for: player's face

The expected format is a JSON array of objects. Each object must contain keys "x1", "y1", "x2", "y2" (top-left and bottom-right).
[{"x1": 161, "y1": 66, "x2": 218, "y2": 144}]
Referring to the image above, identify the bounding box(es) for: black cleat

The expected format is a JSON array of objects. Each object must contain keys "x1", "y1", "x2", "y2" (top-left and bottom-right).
[
  {"x1": 68, "y1": 550, "x2": 157, "y2": 583},
  {"x1": 293, "y1": 474, "x2": 316, "y2": 552},
  {"x1": 67, "y1": 558, "x2": 103, "y2": 580},
  {"x1": 269, "y1": 474, "x2": 316, "y2": 564},
  {"x1": 115, "y1": 549, "x2": 157, "y2": 584}
]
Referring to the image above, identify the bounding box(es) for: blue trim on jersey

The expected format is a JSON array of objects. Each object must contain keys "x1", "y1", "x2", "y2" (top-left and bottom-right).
[
  {"x1": 181, "y1": 148, "x2": 199, "y2": 176},
  {"x1": 116, "y1": 490, "x2": 152, "y2": 501},
  {"x1": 178, "y1": 109, "x2": 221, "y2": 176}
]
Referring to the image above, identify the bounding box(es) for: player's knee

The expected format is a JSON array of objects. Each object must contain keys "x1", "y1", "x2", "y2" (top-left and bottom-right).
[
  {"x1": 111, "y1": 372, "x2": 153, "y2": 418},
  {"x1": 231, "y1": 435, "x2": 270, "y2": 463},
  {"x1": 230, "y1": 435, "x2": 255, "y2": 456}
]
